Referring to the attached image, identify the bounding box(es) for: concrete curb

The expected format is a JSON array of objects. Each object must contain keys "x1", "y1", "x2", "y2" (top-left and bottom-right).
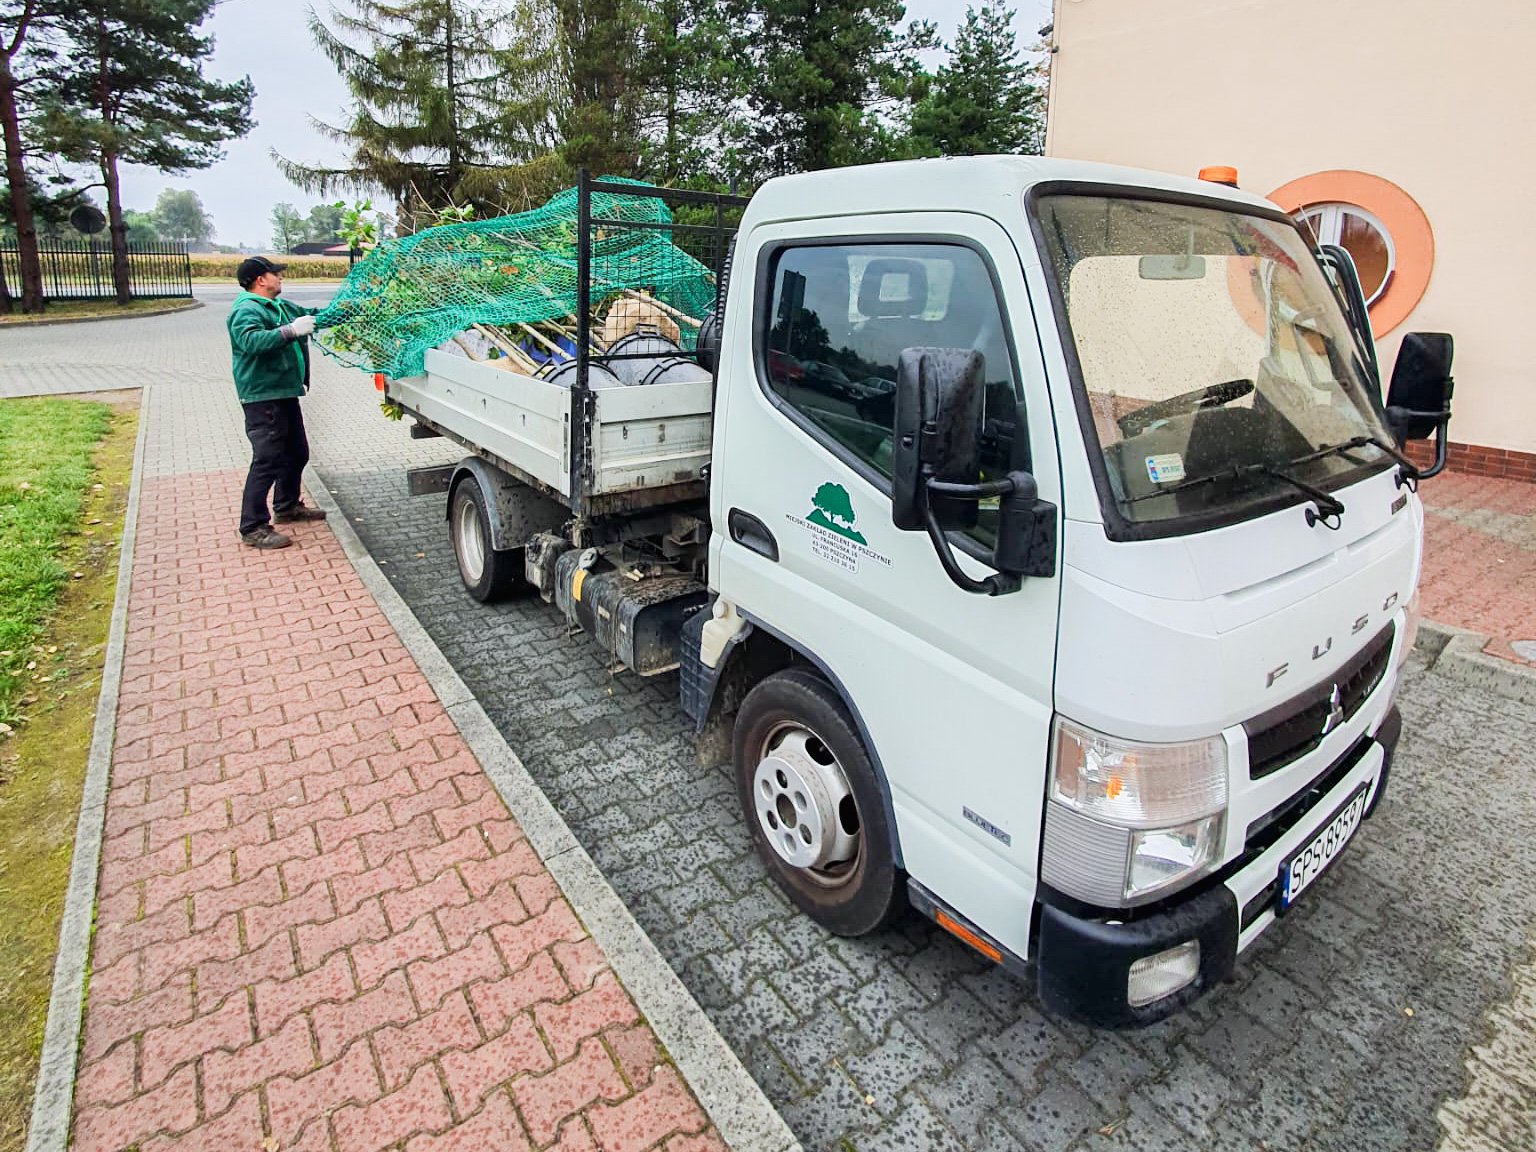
[
  {"x1": 305, "y1": 469, "x2": 803, "y2": 1152},
  {"x1": 1, "y1": 300, "x2": 203, "y2": 328},
  {"x1": 1415, "y1": 619, "x2": 1536, "y2": 706},
  {"x1": 25, "y1": 388, "x2": 151, "y2": 1152}
]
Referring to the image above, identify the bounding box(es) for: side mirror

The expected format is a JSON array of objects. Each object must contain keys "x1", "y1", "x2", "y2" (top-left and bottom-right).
[
  {"x1": 1384, "y1": 332, "x2": 1454, "y2": 476},
  {"x1": 891, "y1": 348, "x2": 1057, "y2": 595},
  {"x1": 892, "y1": 348, "x2": 985, "y2": 531}
]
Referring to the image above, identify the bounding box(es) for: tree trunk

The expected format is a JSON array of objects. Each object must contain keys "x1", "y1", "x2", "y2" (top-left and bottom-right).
[
  {"x1": 101, "y1": 150, "x2": 131, "y2": 304},
  {"x1": 0, "y1": 36, "x2": 45, "y2": 313}
]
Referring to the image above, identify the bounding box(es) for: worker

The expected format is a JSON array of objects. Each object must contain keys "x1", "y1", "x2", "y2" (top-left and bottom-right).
[{"x1": 227, "y1": 256, "x2": 334, "y2": 549}]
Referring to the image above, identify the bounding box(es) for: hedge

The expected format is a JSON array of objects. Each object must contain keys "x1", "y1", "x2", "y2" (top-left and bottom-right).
[{"x1": 190, "y1": 254, "x2": 353, "y2": 280}]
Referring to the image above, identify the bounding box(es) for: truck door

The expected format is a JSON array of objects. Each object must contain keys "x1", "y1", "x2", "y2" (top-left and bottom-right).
[{"x1": 709, "y1": 213, "x2": 1063, "y2": 958}]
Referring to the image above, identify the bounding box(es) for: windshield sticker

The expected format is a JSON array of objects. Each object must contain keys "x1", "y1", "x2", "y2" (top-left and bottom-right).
[
  {"x1": 1146, "y1": 453, "x2": 1186, "y2": 484},
  {"x1": 786, "y1": 482, "x2": 892, "y2": 573}
]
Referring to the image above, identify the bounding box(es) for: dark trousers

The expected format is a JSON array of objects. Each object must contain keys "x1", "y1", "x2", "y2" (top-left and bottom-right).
[{"x1": 240, "y1": 398, "x2": 309, "y2": 535}]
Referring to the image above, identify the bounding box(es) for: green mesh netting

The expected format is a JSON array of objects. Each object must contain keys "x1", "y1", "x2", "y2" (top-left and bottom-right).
[{"x1": 313, "y1": 178, "x2": 716, "y2": 379}]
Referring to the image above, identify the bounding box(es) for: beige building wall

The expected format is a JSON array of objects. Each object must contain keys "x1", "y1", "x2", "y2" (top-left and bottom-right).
[{"x1": 1044, "y1": 0, "x2": 1536, "y2": 456}]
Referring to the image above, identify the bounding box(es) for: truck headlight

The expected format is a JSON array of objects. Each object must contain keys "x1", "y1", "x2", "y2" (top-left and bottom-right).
[
  {"x1": 1042, "y1": 718, "x2": 1229, "y2": 905},
  {"x1": 1127, "y1": 816, "x2": 1225, "y2": 898},
  {"x1": 1051, "y1": 717, "x2": 1228, "y2": 828}
]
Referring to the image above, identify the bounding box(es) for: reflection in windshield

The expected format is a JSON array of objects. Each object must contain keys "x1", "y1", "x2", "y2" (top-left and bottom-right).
[{"x1": 1035, "y1": 195, "x2": 1394, "y2": 529}]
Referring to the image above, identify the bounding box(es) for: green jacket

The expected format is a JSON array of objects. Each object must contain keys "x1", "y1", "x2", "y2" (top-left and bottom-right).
[{"x1": 227, "y1": 292, "x2": 326, "y2": 403}]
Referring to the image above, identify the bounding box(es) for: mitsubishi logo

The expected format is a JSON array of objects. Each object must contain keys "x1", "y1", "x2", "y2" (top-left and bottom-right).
[{"x1": 1321, "y1": 683, "x2": 1345, "y2": 736}]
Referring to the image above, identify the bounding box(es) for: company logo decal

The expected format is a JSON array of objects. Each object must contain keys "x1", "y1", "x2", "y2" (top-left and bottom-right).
[
  {"x1": 787, "y1": 482, "x2": 891, "y2": 573},
  {"x1": 1321, "y1": 683, "x2": 1345, "y2": 736}
]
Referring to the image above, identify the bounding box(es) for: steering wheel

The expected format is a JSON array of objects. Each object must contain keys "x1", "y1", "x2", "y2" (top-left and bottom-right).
[{"x1": 1117, "y1": 378, "x2": 1255, "y2": 438}]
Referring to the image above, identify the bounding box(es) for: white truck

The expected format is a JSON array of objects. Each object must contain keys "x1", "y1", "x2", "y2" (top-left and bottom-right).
[{"x1": 382, "y1": 158, "x2": 1454, "y2": 1026}]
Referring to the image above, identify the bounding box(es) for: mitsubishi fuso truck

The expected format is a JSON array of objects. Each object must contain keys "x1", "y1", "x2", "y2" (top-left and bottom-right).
[{"x1": 379, "y1": 157, "x2": 1455, "y2": 1026}]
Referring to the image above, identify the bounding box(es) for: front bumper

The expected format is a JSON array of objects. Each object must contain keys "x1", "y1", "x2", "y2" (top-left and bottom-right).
[{"x1": 1036, "y1": 705, "x2": 1401, "y2": 1028}]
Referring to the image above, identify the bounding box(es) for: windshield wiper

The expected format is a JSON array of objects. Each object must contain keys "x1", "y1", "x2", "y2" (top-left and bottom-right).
[
  {"x1": 1253, "y1": 463, "x2": 1344, "y2": 529},
  {"x1": 1290, "y1": 434, "x2": 1421, "y2": 489},
  {"x1": 1124, "y1": 457, "x2": 1347, "y2": 528}
]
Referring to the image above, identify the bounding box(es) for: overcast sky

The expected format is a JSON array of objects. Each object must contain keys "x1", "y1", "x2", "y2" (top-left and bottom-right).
[{"x1": 112, "y1": 0, "x2": 1054, "y2": 251}]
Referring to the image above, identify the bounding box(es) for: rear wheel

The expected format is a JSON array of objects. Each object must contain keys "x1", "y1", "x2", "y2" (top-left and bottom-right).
[
  {"x1": 733, "y1": 667, "x2": 902, "y2": 935},
  {"x1": 450, "y1": 475, "x2": 521, "y2": 602}
]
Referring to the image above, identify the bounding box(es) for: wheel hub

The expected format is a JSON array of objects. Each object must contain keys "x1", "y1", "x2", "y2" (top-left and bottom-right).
[
  {"x1": 455, "y1": 496, "x2": 485, "y2": 580},
  {"x1": 753, "y1": 727, "x2": 858, "y2": 873}
]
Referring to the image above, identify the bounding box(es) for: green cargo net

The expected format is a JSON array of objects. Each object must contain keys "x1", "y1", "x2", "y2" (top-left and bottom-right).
[{"x1": 313, "y1": 178, "x2": 717, "y2": 380}]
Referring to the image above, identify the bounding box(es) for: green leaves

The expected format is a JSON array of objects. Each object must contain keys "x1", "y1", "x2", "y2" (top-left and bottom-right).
[{"x1": 908, "y1": 4, "x2": 1045, "y2": 158}]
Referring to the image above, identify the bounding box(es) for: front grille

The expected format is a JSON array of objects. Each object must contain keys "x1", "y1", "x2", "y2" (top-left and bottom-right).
[
  {"x1": 1238, "y1": 736, "x2": 1373, "y2": 930},
  {"x1": 1244, "y1": 623, "x2": 1394, "y2": 779}
]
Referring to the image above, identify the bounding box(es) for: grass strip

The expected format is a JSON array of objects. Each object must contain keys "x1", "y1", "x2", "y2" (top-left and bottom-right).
[
  {"x1": 0, "y1": 299, "x2": 185, "y2": 325},
  {"x1": 0, "y1": 398, "x2": 112, "y2": 726},
  {"x1": 0, "y1": 396, "x2": 136, "y2": 1149}
]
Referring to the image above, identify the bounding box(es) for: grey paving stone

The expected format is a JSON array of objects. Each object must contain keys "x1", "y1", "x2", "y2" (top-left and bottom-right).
[
  {"x1": 1129, "y1": 1047, "x2": 1236, "y2": 1143},
  {"x1": 916, "y1": 1054, "x2": 1030, "y2": 1146},
  {"x1": 843, "y1": 1021, "x2": 947, "y2": 1117},
  {"x1": 850, "y1": 1095, "x2": 968, "y2": 1152},
  {"x1": 1000, "y1": 1070, "x2": 1114, "y2": 1152}
]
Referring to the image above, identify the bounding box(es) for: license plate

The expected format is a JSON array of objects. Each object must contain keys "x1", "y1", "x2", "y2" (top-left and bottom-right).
[{"x1": 1277, "y1": 782, "x2": 1370, "y2": 913}]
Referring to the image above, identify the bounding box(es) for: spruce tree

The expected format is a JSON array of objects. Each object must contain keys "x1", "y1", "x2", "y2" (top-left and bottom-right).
[
  {"x1": 551, "y1": 0, "x2": 644, "y2": 178},
  {"x1": 731, "y1": 0, "x2": 934, "y2": 182},
  {"x1": 278, "y1": 0, "x2": 563, "y2": 221},
  {"x1": 909, "y1": 4, "x2": 1043, "y2": 157},
  {"x1": 632, "y1": 0, "x2": 744, "y2": 186}
]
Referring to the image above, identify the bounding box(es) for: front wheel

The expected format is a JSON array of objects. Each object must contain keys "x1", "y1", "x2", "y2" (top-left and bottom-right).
[
  {"x1": 733, "y1": 668, "x2": 903, "y2": 936},
  {"x1": 450, "y1": 475, "x2": 522, "y2": 602}
]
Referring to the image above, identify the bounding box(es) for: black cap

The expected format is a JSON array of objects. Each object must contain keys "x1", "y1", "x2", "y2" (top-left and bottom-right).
[{"x1": 237, "y1": 255, "x2": 287, "y2": 288}]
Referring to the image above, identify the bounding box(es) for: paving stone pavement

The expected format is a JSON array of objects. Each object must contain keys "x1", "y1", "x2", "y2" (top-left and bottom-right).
[
  {"x1": 7, "y1": 297, "x2": 1536, "y2": 1150},
  {"x1": 76, "y1": 467, "x2": 725, "y2": 1151},
  {"x1": 1418, "y1": 473, "x2": 1536, "y2": 666}
]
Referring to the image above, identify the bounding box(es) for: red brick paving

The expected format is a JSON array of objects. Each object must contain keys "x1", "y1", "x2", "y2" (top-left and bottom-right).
[
  {"x1": 73, "y1": 471, "x2": 726, "y2": 1152},
  {"x1": 1417, "y1": 471, "x2": 1536, "y2": 666}
]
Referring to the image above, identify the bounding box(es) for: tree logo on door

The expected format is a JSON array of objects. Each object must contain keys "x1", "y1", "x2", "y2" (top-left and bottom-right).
[{"x1": 806, "y1": 482, "x2": 866, "y2": 544}]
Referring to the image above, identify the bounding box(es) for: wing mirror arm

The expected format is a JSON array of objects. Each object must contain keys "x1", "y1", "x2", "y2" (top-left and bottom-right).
[
  {"x1": 1384, "y1": 402, "x2": 1453, "y2": 480},
  {"x1": 924, "y1": 477, "x2": 1023, "y2": 597},
  {"x1": 925, "y1": 472, "x2": 1056, "y2": 596}
]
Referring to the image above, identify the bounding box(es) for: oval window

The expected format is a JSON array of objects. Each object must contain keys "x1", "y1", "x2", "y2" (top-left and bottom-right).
[{"x1": 1294, "y1": 203, "x2": 1395, "y2": 304}]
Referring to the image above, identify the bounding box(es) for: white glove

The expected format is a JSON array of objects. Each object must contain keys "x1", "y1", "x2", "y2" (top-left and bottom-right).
[{"x1": 286, "y1": 314, "x2": 316, "y2": 338}]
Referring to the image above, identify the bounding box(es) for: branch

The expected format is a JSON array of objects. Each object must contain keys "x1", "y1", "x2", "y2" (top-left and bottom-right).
[{"x1": 5, "y1": 0, "x2": 37, "y2": 60}]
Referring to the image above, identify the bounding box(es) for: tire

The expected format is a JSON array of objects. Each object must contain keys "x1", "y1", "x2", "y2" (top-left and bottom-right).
[
  {"x1": 450, "y1": 475, "x2": 522, "y2": 602},
  {"x1": 733, "y1": 667, "x2": 903, "y2": 936}
]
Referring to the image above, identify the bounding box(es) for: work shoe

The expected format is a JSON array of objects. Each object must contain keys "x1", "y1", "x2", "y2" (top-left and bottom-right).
[
  {"x1": 274, "y1": 502, "x2": 327, "y2": 523},
  {"x1": 241, "y1": 526, "x2": 292, "y2": 549}
]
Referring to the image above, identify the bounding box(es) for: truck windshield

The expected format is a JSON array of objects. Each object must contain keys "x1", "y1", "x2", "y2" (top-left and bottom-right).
[{"x1": 1033, "y1": 193, "x2": 1394, "y2": 534}]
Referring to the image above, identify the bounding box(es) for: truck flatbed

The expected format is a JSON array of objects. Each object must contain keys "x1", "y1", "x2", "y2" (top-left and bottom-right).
[{"x1": 389, "y1": 348, "x2": 714, "y2": 515}]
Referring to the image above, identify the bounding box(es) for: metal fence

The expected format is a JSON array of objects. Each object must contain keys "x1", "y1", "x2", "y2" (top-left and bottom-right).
[{"x1": 0, "y1": 241, "x2": 192, "y2": 300}]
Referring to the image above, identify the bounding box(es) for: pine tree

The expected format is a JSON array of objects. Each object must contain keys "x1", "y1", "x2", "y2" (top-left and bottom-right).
[
  {"x1": 277, "y1": 0, "x2": 563, "y2": 222},
  {"x1": 1, "y1": 0, "x2": 56, "y2": 313},
  {"x1": 909, "y1": 4, "x2": 1043, "y2": 157},
  {"x1": 39, "y1": 0, "x2": 253, "y2": 303},
  {"x1": 731, "y1": 0, "x2": 935, "y2": 182}
]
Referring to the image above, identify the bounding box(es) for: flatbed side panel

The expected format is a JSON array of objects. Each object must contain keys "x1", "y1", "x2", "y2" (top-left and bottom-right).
[
  {"x1": 592, "y1": 380, "x2": 714, "y2": 495},
  {"x1": 393, "y1": 350, "x2": 571, "y2": 496}
]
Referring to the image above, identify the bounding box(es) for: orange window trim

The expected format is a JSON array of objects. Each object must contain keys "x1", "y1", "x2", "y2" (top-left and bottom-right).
[{"x1": 1268, "y1": 170, "x2": 1435, "y2": 337}]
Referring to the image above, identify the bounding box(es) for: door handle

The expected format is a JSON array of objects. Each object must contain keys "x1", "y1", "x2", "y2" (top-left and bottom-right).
[{"x1": 729, "y1": 508, "x2": 779, "y2": 562}]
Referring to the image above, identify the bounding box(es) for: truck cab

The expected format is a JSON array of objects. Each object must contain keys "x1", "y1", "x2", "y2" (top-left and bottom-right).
[{"x1": 691, "y1": 155, "x2": 1452, "y2": 1024}]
